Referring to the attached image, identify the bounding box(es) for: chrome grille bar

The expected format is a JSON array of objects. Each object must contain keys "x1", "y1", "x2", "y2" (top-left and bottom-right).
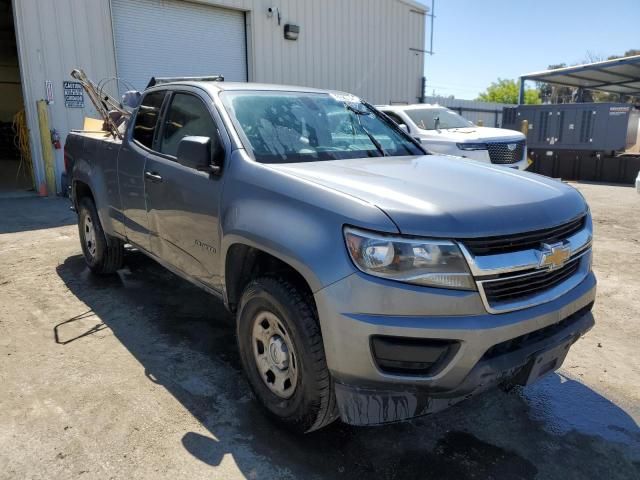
[
  {"x1": 458, "y1": 215, "x2": 593, "y2": 314},
  {"x1": 459, "y1": 225, "x2": 592, "y2": 278}
]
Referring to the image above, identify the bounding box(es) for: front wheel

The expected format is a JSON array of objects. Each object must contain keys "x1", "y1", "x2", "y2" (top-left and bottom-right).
[
  {"x1": 77, "y1": 197, "x2": 124, "y2": 274},
  {"x1": 236, "y1": 277, "x2": 338, "y2": 433}
]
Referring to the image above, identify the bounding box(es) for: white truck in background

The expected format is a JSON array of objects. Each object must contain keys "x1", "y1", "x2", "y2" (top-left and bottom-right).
[{"x1": 378, "y1": 104, "x2": 530, "y2": 170}]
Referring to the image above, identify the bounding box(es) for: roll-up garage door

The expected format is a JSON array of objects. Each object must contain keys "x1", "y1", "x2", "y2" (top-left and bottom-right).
[{"x1": 111, "y1": 0, "x2": 247, "y2": 91}]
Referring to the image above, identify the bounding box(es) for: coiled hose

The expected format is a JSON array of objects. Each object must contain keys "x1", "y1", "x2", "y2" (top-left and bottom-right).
[{"x1": 12, "y1": 109, "x2": 34, "y2": 189}]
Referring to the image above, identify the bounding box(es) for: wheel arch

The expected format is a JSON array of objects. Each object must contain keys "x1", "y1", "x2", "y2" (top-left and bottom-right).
[
  {"x1": 224, "y1": 241, "x2": 317, "y2": 314},
  {"x1": 73, "y1": 179, "x2": 95, "y2": 209}
]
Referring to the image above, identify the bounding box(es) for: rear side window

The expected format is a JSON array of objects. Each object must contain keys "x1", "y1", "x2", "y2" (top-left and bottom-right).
[
  {"x1": 160, "y1": 93, "x2": 219, "y2": 158},
  {"x1": 132, "y1": 91, "x2": 166, "y2": 149}
]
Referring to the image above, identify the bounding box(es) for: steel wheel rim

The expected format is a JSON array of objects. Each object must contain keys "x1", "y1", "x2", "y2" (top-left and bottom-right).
[
  {"x1": 251, "y1": 311, "x2": 298, "y2": 399},
  {"x1": 83, "y1": 213, "x2": 97, "y2": 258}
]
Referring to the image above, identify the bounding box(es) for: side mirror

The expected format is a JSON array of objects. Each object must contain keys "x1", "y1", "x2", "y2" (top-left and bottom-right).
[
  {"x1": 398, "y1": 124, "x2": 409, "y2": 134},
  {"x1": 176, "y1": 136, "x2": 223, "y2": 174}
]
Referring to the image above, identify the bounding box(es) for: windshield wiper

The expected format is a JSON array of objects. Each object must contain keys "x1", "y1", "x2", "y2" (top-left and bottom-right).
[
  {"x1": 345, "y1": 104, "x2": 386, "y2": 157},
  {"x1": 363, "y1": 125, "x2": 386, "y2": 157}
]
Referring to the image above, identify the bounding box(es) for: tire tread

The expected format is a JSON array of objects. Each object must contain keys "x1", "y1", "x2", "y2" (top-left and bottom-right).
[
  {"x1": 239, "y1": 276, "x2": 338, "y2": 432},
  {"x1": 78, "y1": 197, "x2": 124, "y2": 275}
]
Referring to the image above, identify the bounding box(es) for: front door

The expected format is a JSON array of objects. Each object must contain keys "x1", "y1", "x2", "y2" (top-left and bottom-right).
[
  {"x1": 118, "y1": 90, "x2": 167, "y2": 251},
  {"x1": 144, "y1": 91, "x2": 225, "y2": 289}
]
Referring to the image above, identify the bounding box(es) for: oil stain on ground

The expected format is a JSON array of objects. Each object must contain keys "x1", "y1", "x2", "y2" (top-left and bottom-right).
[{"x1": 418, "y1": 431, "x2": 537, "y2": 480}]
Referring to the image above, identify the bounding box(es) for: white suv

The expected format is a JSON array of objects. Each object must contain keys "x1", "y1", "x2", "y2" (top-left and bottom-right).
[{"x1": 378, "y1": 104, "x2": 530, "y2": 170}]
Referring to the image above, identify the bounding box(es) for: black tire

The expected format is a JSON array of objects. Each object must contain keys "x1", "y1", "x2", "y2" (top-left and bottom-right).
[
  {"x1": 237, "y1": 276, "x2": 338, "y2": 433},
  {"x1": 77, "y1": 196, "x2": 124, "y2": 275}
]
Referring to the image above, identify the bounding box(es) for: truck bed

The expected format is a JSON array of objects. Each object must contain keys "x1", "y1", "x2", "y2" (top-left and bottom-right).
[{"x1": 69, "y1": 130, "x2": 122, "y2": 143}]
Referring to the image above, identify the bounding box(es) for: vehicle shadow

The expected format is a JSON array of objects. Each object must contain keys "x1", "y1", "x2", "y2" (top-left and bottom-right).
[{"x1": 55, "y1": 251, "x2": 640, "y2": 480}]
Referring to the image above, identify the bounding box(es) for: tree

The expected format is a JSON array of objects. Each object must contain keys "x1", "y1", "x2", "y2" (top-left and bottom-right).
[
  {"x1": 607, "y1": 49, "x2": 640, "y2": 60},
  {"x1": 538, "y1": 63, "x2": 573, "y2": 103},
  {"x1": 476, "y1": 78, "x2": 540, "y2": 105}
]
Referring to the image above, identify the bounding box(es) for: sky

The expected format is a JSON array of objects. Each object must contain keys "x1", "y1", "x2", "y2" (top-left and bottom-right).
[{"x1": 422, "y1": 0, "x2": 640, "y2": 99}]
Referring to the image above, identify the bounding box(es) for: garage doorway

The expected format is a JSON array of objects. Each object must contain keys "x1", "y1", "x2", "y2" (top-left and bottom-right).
[
  {"x1": 0, "y1": 0, "x2": 33, "y2": 198},
  {"x1": 110, "y1": 0, "x2": 248, "y2": 92}
]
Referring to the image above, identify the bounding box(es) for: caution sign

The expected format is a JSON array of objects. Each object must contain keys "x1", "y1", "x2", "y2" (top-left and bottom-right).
[{"x1": 63, "y1": 81, "x2": 84, "y2": 108}]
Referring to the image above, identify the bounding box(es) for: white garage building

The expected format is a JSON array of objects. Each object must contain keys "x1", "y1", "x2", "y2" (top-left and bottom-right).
[{"x1": 3, "y1": 0, "x2": 427, "y2": 196}]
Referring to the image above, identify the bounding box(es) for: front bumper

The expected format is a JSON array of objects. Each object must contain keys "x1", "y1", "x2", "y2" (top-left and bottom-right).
[{"x1": 314, "y1": 270, "x2": 596, "y2": 425}]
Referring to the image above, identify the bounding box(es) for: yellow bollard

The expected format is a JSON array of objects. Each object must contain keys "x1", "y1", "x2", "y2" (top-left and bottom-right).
[
  {"x1": 520, "y1": 120, "x2": 534, "y2": 169},
  {"x1": 36, "y1": 100, "x2": 56, "y2": 196}
]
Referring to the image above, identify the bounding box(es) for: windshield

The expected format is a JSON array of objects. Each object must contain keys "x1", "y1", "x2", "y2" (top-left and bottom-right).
[
  {"x1": 405, "y1": 107, "x2": 474, "y2": 130},
  {"x1": 220, "y1": 91, "x2": 424, "y2": 163}
]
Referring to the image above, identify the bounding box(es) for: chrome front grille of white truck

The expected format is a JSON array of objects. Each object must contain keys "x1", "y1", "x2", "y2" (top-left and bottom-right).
[
  {"x1": 459, "y1": 215, "x2": 593, "y2": 314},
  {"x1": 486, "y1": 140, "x2": 526, "y2": 165}
]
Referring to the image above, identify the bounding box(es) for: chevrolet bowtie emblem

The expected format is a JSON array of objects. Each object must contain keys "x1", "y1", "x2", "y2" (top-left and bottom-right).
[{"x1": 539, "y1": 243, "x2": 571, "y2": 270}]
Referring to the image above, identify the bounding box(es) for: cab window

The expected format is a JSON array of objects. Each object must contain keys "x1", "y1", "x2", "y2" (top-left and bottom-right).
[
  {"x1": 160, "y1": 93, "x2": 219, "y2": 158},
  {"x1": 132, "y1": 91, "x2": 166, "y2": 149}
]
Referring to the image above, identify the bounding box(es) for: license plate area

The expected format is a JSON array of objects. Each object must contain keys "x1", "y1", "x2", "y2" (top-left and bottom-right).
[{"x1": 518, "y1": 339, "x2": 572, "y2": 386}]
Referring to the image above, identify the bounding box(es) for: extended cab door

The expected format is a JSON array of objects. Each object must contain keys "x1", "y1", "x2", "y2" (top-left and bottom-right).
[
  {"x1": 118, "y1": 90, "x2": 168, "y2": 251},
  {"x1": 143, "y1": 89, "x2": 226, "y2": 290}
]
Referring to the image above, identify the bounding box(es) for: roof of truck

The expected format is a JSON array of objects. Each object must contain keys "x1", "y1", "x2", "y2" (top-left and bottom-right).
[{"x1": 151, "y1": 81, "x2": 345, "y2": 96}]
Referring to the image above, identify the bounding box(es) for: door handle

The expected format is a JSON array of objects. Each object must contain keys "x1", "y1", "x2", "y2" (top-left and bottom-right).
[{"x1": 144, "y1": 171, "x2": 163, "y2": 183}]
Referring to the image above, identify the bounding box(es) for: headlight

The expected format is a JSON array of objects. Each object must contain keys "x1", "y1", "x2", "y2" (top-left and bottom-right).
[
  {"x1": 456, "y1": 142, "x2": 486, "y2": 151},
  {"x1": 344, "y1": 227, "x2": 476, "y2": 290}
]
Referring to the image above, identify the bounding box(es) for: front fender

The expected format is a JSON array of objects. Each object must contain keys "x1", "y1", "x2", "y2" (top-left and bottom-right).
[{"x1": 220, "y1": 151, "x2": 398, "y2": 293}]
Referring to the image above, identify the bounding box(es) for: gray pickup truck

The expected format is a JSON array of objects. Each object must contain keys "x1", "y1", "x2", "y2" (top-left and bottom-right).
[{"x1": 65, "y1": 80, "x2": 596, "y2": 433}]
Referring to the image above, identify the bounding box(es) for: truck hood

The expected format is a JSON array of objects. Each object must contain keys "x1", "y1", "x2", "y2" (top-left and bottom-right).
[
  {"x1": 270, "y1": 155, "x2": 587, "y2": 238},
  {"x1": 418, "y1": 127, "x2": 525, "y2": 143}
]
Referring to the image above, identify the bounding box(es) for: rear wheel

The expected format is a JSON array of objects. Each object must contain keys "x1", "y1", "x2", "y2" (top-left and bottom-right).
[
  {"x1": 77, "y1": 197, "x2": 124, "y2": 274},
  {"x1": 237, "y1": 277, "x2": 338, "y2": 433}
]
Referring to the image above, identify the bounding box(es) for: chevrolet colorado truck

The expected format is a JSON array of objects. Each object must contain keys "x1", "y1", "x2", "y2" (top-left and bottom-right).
[
  {"x1": 65, "y1": 80, "x2": 596, "y2": 433},
  {"x1": 378, "y1": 104, "x2": 530, "y2": 170}
]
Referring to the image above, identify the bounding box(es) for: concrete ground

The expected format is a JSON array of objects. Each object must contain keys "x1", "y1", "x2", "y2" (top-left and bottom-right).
[{"x1": 0, "y1": 182, "x2": 638, "y2": 480}]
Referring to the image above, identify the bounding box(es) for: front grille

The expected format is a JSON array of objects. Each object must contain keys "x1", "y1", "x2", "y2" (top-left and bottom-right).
[
  {"x1": 486, "y1": 140, "x2": 525, "y2": 164},
  {"x1": 481, "y1": 256, "x2": 582, "y2": 305},
  {"x1": 462, "y1": 215, "x2": 586, "y2": 256}
]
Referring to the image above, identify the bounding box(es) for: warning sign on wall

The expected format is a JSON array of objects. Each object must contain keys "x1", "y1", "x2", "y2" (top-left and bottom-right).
[{"x1": 63, "y1": 81, "x2": 84, "y2": 108}]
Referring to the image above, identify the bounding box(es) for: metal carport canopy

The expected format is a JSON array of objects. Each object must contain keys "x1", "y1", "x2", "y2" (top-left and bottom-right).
[{"x1": 518, "y1": 54, "x2": 640, "y2": 103}]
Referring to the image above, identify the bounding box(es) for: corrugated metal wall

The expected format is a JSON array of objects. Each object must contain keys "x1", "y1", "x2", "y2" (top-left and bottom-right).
[
  {"x1": 247, "y1": 0, "x2": 426, "y2": 103},
  {"x1": 13, "y1": 0, "x2": 426, "y2": 192},
  {"x1": 13, "y1": 0, "x2": 117, "y2": 193},
  {"x1": 423, "y1": 96, "x2": 509, "y2": 128},
  {"x1": 190, "y1": 0, "x2": 426, "y2": 103}
]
